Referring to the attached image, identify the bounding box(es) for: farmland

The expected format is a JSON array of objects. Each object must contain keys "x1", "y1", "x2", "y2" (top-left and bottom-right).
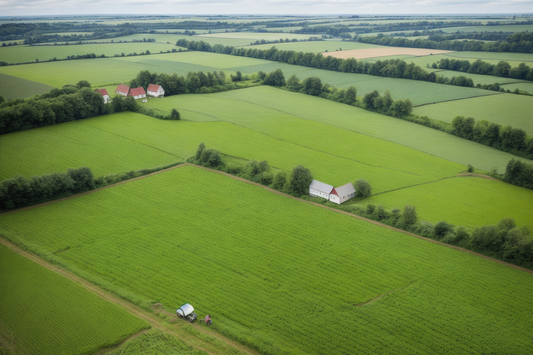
[
  {"x1": 0, "y1": 243, "x2": 149, "y2": 355},
  {"x1": 0, "y1": 72, "x2": 54, "y2": 100},
  {"x1": 323, "y1": 47, "x2": 454, "y2": 60},
  {"x1": 0, "y1": 166, "x2": 532, "y2": 354},
  {"x1": 413, "y1": 94, "x2": 533, "y2": 135}
]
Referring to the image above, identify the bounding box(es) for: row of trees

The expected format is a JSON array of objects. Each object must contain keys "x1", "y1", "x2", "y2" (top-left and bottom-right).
[
  {"x1": 357, "y1": 33, "x2": 533, "y2": 53},
  {"x1": 0, "y1": 167, "x2": 95, "y2": 211},
  {"x1": 362, "y1": 90, "x2": 414, "y2": 118},
  {"x1": 436, "y1": 58, "x2": 533, "y2": 81},
  {"x1": 175, "y1": 39, "x2": 479, "y2": 90},
  {"x1": 129, "y1": 69, "x2": 235, "y2": 96},
  {"x1": 451, "y1": 116, "x2": 533, "y2": 159}
]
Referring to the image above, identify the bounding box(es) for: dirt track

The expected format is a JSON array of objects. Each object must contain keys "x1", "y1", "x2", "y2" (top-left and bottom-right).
[{"x1": 1, "y1": 164, "x2": 531, "y2": 352}]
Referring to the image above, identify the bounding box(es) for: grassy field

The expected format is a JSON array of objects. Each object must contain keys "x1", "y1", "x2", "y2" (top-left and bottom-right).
[
  {"x1": 248, "y1": 40, "x2": 384, "y2": 53},
  {"x1": 196, "y1": 32, "x2": 312, "y2": 41},
  {"x1": 405, "y1": 54, "x2": 530, "y2": 70},
  {"x1": 0, "y1": 72, "x2": 54, "y2": 99},
  {"x1": 413, "y1": 93, "x2": 533, "y2": 135},
  {"x1": 144, "y1": 86, "x2": 526, "y2": 172},
  {"x1": 0, "y1": 42, "x2": 177, "y2": 64},
  {"x1": 105, "y1": 330, "x2": 206, "y2": 355},
  {"x1": 435, "y1": 70, "x2": 528, "y2": 85},
  {"x1": 355, "y1": 175, "x2": 533, "y2": 230},
  {"x1": 1, "y1": 166, "x2": 532, "y2": 355},
  {"x1": 0, "y1": 243, "x2": 149, "y2": 355},
  {"x1": 500, "y1": 82, "x2": 533, "y2": 93},
  {"x1": 0, "y1": 110, "x2": 463, "y2": 193},
  {"x1": 443, "y1": 51, "x2": 533, "y2": 63},
  {"x1": 440, "y1": 25, "x2": 533, "y2": 33}
]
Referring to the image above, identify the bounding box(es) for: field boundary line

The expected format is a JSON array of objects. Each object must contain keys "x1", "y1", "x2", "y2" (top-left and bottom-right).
[
  {"x1": 0, "y1": 235, "x2": 260, "y2": 355},
  {"x1": 413, "y1": 92, "x2": 503, "y2": 108}
]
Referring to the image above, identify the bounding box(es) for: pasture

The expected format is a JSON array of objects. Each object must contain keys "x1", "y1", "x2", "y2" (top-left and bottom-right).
[
  {"x1": 0, "y1": 73, "x2": 54, "y2": 100},
  {"x1": 413, "y1": 93, "x2": 533, "y2": 135},
  {"x1": 434, "y1": 70, "x2": 528, "y2": 85},
  {"x1": 440, "y1": 25, "x2": 533, "y2": 33},
  {"x1": 0, "y1": 166, "x2": 532, "y2": 355},
  {"x1": 443, "y1": 51, "x2": 533, "y2": 63},
  {"x1": 196, "y1": 32, "x2": 312, "y2": 41},
  {"x1": 500, "y1": 82, "x2": 533, "y2": 93},
  {"x1": 323, "y1": 47, "x2": 454, "y2": 60},
  {"x1": 357, "y1": 175, "x2": 533, "y2": 230},
  {"x1": 247, "y1": 41, "x2": 384, "y2": 53},
  {"x1": 0, "y1": 42, "x2": 176, "y2": 64},
  {"x1": 0, "y1": 243, "x2": 149, "y2": 355}
]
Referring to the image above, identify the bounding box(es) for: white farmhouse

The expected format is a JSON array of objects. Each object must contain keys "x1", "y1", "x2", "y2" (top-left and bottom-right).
[
  {"x1": 309, "y1": 180, "x2": 334, "y2": 199},
  {"x1": 129, "y1": 87, "x2": 147, "y2": 102},
  {"x1": 116, "y1": 84, "x2": 130, "y2": 96},
  {"x1": 147, "y1": 84, "x2": 165, "y2": 97},
  {"x1": 329, "y1": 183, "x2": 356, "y2": 205},
  {"x1": 94, "y1": 89, "x2": 111, "y2": 104}
]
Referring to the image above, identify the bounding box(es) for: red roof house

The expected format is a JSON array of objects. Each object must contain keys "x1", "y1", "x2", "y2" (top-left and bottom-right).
[
  {"x1": 116, "y1": 84, "x2": 130, "y2": 96},
  {"x1": 94, "y1": 89, "x2": 111, "y2": 104},
  {"x1": 128, "y1": 87, "x2": 147, "y2": 100},
  {"x1": 147, "y1": 84, "x2": 165, "y2": 97}
]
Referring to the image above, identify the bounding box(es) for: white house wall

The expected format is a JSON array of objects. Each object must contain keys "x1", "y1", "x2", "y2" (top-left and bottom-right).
[{"x1": 310, "y1": 188, "x2": 329, "y2": 200}]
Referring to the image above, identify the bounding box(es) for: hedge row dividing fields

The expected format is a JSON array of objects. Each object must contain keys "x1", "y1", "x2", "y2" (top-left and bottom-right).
[
  {"x1": 0, "y1": 243, "x2": 149, "y2": 355},
  {"x1": 0, "y1": 166, "x2": 532, "y2": 354}
]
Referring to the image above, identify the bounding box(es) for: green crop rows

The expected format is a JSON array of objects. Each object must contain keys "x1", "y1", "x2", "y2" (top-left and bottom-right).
[
  {"x1": 413, "y1": 93, "x2": 533, "y2": 135},
  {"x1": 0, "y1": 243, "x2": 148, "y2": 355},
  {"x1": 1, "y1": 166, "x2": 532, "y2": 354},
  {"x1": 0, "y1": 72, "x2": 54, "y2": 100}
]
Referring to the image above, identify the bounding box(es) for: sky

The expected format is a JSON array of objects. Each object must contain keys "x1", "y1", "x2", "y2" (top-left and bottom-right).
[{"x1": 1, "y1": 0, "x2": 532, "y2": 17}]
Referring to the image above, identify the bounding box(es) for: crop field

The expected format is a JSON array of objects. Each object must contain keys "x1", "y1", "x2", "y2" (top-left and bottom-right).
[
  {"x1": 0, "y1": 166, "x2": 532, "y2": 355},
  {"x1": 323, "y1": 48, "x2": 454, "y2": 60},
  {"x1": 413, "y1": 93, "x2": 533, "y2": 135},
  {"x1": 0, "y1": 111, "x2": 463, "y2": 193},
  {"x1": 0, "y1": 112, "x2": 181, "y2": 180},
  {"x1": 440, "y1": 24, "x2": 533, "y2": 33},
  {"x1": 500, "y1": 82, "x2": 533, "y2": 93},
  {"x1": 357, "y1": 176, "x2": 533, "y2": 230},
  {"x1": 0, "y1": 42, "x2": 177, "y2": 64},
  {"x1": 105, "y1": 330, "x2": 206, "y2": 355},
  {"x1": 435, "y1": 70, "x2": 528, "y2": 85},
  {"x1": 145, "y1": 86, "x2": 528, "y2": 173},
  {"x1": 248, "y1": 40, "x2": 384, "y2": 53},
  {"x1": 443, "y1": 51, "x2": 533, "y2": 63},
  {"x1": 0, "y1": 72, "x2": 54, "y2": 100},
  {"x1": 197, "y1": 32, "x2": 312, "y2": 41},
  {"x1": 0, "y1": 243, "x2": 149, "y2": 355}
]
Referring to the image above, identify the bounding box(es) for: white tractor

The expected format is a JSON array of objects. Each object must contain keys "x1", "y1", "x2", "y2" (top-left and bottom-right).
[{"x1": 176, "y1": 303, "x2": 198, "y2": 323}]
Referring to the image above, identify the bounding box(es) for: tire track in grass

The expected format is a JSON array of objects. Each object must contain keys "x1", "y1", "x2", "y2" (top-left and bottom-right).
[{"x1": 0, "y1": 237, "x2": 260, "y2": 355}]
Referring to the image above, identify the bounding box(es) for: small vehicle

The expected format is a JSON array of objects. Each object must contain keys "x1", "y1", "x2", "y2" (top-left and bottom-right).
[{"x1": 176, "y1": 303, "x2": 197, "y2": 323}]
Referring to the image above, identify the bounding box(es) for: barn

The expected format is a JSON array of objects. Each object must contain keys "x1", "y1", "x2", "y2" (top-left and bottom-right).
[
  {"x1": 147, "y1": 84, "x2": 165, "y2": 97},
  {"x1": 329, "y1": 183, "x2": 356, "y2": 205},
  {"x1": 116, "y1": 84, "x2": 130, "y2": 96},
  {"x1": 129, "y1": 87, "x2": 147, "y2": 101},
  {"x1": 309, "y1": 180, "x2": 334, "y2": 199},
  {"x1": 94, "y1": 89, "x2": 111, "y2": 104}
]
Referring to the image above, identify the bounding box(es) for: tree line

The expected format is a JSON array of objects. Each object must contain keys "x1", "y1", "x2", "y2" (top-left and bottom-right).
[
  {"x1": 435, "y1": 58, "x2": 533, "y2": 82},
  {"x1": 357, "y1": 33, "x2": 533, "y2": 53},
  {"x1": 0, "y1": 167, "x2": 95, "y2": 211},
  {"x1": 503, "y1": 159, "x2": 533, "y2": 189},
  {"x1": 452, "y1": 116, "x2": 533, "y2": 160},
  {"x1": 0, "y1": 82, "x2": 140, "y2": 135}
]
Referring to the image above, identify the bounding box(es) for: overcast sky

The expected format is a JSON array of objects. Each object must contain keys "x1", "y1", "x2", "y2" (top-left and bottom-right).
[{"x1": 1, "y1": 0, "x2": 532, "y2": 17}]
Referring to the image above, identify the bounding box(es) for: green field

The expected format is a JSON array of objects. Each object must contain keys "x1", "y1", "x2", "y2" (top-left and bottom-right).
[
  {"x1": 1, "y1": 166, "x2": 532, "y2": 355},
  {"x1": 440, "y1": 25, "x2": 533, "y2": 33},
  {"x1": 500, "y1": 82, "x2": 533, "y2": 93},
  {"x1": 248, "y1": 40, "x2": 383, "y2": 53},
  {"x1": 356, "y1": 175, "x2": 533, "y2": 230},
  {"x1": 197, "y1": 32, "x2": 312, "y2": 41},
  {"x1": 0, "y1": 42, "x2": 177, "y2": 64},
  {"x1": 443, "y1": 51, "x2": 533, "y2": 63},
  {"x1": 0, "y1": 243, "x2": 149, "y2": 355},
  {"x1": 413, "y1": 93, "x2": 533, "y2": 135},
  {"x1": 0, "y1": 72, "x2": 54, "y2": 100},
  {"x1": 144, "y1": 86, "x2": 527, "y2": 173},
  {"x1": 435, "y1": 70, "x2": 528, "y2": 85},
  {"x1": 105, "y1": 330, "x2": 206, "y2": 355}
]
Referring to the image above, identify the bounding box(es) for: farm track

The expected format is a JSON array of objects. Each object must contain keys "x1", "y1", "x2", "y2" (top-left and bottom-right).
[{"x1": 0, "y1": 236, "x2": 261, "y2": 355}]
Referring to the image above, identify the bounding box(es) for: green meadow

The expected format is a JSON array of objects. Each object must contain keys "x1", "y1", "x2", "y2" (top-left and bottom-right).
[
  {"x1": 500, "y1": 82, "x2": 533, "y2": 93},
  {"x1": 0, "y1": 72, "x2": 54, "y2": 100},
  {"x1": 249, "y1": 40, "x2": 383, "y2": 52},
  {"x1": 0, "y1": 243, "x2": 148, "y2": 355},
  {"x1": 440, "y1": 25, "x2": 533, "y2": 33},
  {"x1": 357, "y1": 176, "x2": 533, "y2": 230},
  {"x1": 413, "y1": 93, "x2": 533, "y2": 135},
  {"x1": 1, "y1": 166, "x2": 532, "y2": 355},
  {"x1": 144, "y1": 86, "x2": 526, "y2": 172},
  {"x1": 443, "y1": 51, "x2": 533, "y2": 63},
  {"x1": 435, "y1": 70, "x2": 528, "y2": 85},
  {"x1": 196, "y1": 32, "x2": 313, "y2": 41}
]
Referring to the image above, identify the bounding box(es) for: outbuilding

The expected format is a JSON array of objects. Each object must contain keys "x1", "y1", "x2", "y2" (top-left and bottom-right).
[
  {"x1": 309, "y1": 180, "x2": 334, "y2": 200},
  {"x1": 116, "y1": 84, "x2": 130, "y2": 96},
  {"x1": 94, "y1": 89, "x2": 111, "y2": 104},
  {"x1": 147, "y1": 84, "x2": 165, "y2": 97},
  {"x1": 329, "y1": 183, "x2": 356, "y2": 205}
]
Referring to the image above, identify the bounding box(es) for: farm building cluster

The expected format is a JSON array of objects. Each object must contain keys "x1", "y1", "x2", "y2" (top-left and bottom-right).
[
  {"x1": 309, "y1": 180, "x2": 356, "y2": 204},
  {"x1": 93, "y1": 84, "x2": 165, "y2": 104}
]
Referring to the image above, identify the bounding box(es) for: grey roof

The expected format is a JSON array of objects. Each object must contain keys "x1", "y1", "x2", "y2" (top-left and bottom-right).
[
  {"x1": 335, "y1": 183, "x2": 356, "y2": 196},
  {"x1": 309, "y1": 180, "x2": 334, "y2": 194}
]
